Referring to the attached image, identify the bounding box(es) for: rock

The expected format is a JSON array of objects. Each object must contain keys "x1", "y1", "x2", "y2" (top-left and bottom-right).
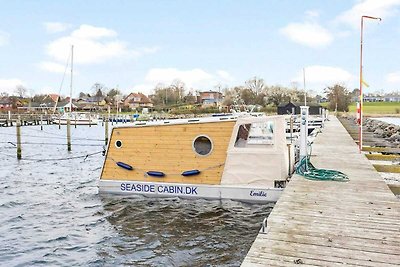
[
  {"x1": 388, "y1": 133, "x2": 400, "y2": 142},
  {"x1": 374, "y1": 128, "x2": 384, "y2": 136}
]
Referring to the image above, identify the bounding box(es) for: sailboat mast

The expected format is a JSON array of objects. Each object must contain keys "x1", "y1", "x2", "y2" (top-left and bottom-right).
[{"x1": 69, "y1": 45, "x2": 74, "y2": 114}]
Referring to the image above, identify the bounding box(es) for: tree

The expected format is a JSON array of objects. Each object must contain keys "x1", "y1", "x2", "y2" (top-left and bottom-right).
[
  {"x1": 170, "y1": 79, "x2": 186, "y2": 104},
  {"x1": 91, "y1": 83, "x2": 107, "y2": 108},
  {"x1": 92, "y1": 83, "x2": 106, "y2": 97},
  {"x1": 325, "y1": 84, "x2": 351, "y2": 112},
  {"x1": 15, "y1": 85, "x2": 27, "y2": 98},
  {"x1": 151, "y1": 83, "x2": 169, "y2": 106},
  {"x1": 79, "y1": 92, "x2": 88, "y2": 98},
  {"x1": 32, "y1": 94, "x2": 47, "y2": 103},
  {"x1": 266, "y1": 85, "x2": 289, "y2": 106},
  {"x1": 183, "y1": 90, "x2": 197, "y2": 104},
  {"x1": 241, "y1": 88, "x2": 256, "y2": 105},
  {"x1": 245, "y1": 76, "x2": 266, "y2": 96},
  {"x1": 107, "y1": 88, "x2": 121, "y2": 100}
]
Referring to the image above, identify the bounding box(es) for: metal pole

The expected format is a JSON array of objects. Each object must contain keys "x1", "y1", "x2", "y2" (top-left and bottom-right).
[
  {"x1": 300, "y1": 106, "x2": 309, "y2": 171},
  {"x1": 359, "y1": 17, "x2": 364, "y2": 153},
  {"x1": 359, "y1": 15, "x2": 381, "y2": 153}
]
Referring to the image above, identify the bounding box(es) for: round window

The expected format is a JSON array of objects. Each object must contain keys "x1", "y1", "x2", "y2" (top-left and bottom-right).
[
  {"x1": 193, "y1": 135, "x2": 213, "y2": 156},
  {"x1": 115, "y1": 140, "x2": 122, "y2": 148}
]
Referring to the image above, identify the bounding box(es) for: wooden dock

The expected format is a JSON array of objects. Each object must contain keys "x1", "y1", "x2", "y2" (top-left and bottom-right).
[
  {"x1": 241, "y1": 116, "x2": 400, "y2": 266},
  {"x1": 0, "y1": 114, "x2": 54, "y2": 127}
]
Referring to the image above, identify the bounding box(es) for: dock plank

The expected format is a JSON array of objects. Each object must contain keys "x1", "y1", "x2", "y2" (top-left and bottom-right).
[{"x1": 241, "y1": 116, "x2": 400, "y2": 266}]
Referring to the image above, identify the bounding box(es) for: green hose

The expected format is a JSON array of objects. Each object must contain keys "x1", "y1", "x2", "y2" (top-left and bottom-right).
[{"x1": 295, "y1": 156, "x2": 349, "y2": 182}]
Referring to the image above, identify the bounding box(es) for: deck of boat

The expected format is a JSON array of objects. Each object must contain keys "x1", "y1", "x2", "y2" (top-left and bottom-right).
[{"x1": 241, "y1": 116, "x2": 400, "y2": 266}]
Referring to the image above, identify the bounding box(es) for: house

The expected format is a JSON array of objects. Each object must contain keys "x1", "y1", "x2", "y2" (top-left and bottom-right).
[
  {"x1": 198, "y1": 91, "x2": 223, "y2": 107},
  {"x1": 46, "y1": 94, "x2": 60, "y2": 103},
  {"x1": 384, "y1": 94, "x2": 400, "y2": 102},
  {"x1": 123, "y1": 93, "x2": 153, "y2": 109},
  {"x1": 363, "y1": 94, "x2": 384, "y2": 102},
  {"x1": 76, "y1": 96, "x2": 107, "y2": 110},
  {"x1": 277, "y1": 101, "x2": 323, "y2": 115},
  {"x1": 0, "y1": 97, "x2": 13, "y2": 110}
]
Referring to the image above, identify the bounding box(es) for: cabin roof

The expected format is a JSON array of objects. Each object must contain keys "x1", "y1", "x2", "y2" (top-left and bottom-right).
[
  {"x1": 278, "y1": 101, "x2": 322, "y2": 108},
  {"x1": 113, "y1": 114, "x2": 286, "y2": 129}
]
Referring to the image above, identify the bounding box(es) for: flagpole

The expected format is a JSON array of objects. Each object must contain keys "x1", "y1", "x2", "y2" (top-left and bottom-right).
[
  {"x1": 359, "y1": 15, "x2": 381, "y2": 153},
  {"x1": 359, "y1": 17, "x2": 364, "y2": 153}
]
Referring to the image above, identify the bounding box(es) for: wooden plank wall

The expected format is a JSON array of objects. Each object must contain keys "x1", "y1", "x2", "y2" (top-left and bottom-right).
[
  {"x1": 101, "y1": 121, "x2": 235, "y2": 185},
  {"x1": 241, "y1": 116, "x2": 400, "y2": 266}
]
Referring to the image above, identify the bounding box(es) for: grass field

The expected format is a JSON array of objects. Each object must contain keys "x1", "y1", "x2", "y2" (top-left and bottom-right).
[{"x1": 348, "y1": 102, "x2": 400, "y2": 114}]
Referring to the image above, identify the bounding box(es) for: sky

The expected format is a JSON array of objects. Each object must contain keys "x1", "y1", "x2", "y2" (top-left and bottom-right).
[{"x1": 0, "y1": 0, "x2": 400, "y2": 97}]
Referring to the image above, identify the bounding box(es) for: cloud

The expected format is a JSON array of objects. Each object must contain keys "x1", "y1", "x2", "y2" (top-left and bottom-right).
[
  {"x1": 130, "y1": 68, "x2": 235, "y2": 95},
  {"x1": 386, "y1": 71, "x2": 400, "y2": 83},
  {"x1": 336, "y1": 0, "x2": 400, "y2": 28},
  {"x1": 280, "y1": 22, "x2": 333, "y2": 48},
  {"x1": 0, "y1": 79, "x2": 26, "y2": 94},
  {"x1": 38, "y1": 61, "x2": 68, "y2": 74},
  {"x1": 305, "y1": 10, "x2": 320, "y2": 19},
  {"x1": 293, "y1": 65, "x2": 353, "y2": 89},
  {"x1": 0, "y1": 30, "x2": 10, "y2": 46},
  {"x1": 216, "y1": 70, "x2": 234, "y2": 82},
  {"x1": 43, "y1": 22, "x2": 72, "y2": 33},
  {"x1": 42, "y1": 24, "x2": 156, "y2": 67}
]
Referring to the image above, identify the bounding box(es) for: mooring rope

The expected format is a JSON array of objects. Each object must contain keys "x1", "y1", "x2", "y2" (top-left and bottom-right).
[{"x1": 0, "y1": 131, "x2": 105, "y2": 142}]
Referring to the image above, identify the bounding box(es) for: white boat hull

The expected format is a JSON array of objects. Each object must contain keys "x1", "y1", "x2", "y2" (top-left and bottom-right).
[
  {"x1": 99, "y1": 180, "x2": 282, "y2": 203},
  {"x1": 53, "y1": 119, "x2": 99, "y2": 125}
]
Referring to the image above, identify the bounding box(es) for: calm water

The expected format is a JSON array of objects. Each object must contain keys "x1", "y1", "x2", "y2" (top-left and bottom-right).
[
  {"x1": 0, "y1": 124, "x2": 273, "y2": 266},
  {"x1": 373, "y1": 117, "x2": 400, "y2": 126}
]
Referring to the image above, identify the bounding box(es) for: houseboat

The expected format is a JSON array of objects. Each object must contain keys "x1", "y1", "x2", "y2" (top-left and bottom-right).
[{"x1": 99, "y1": 114, "x2": 295, "y2": 203}]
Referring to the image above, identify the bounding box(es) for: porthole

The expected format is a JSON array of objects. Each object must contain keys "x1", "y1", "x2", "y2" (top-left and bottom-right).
[
  {"x1": 193, "y1": 135, "x2": 213, "y2": 156},
  {"x1": 115, "y1": 140, "x2": 122, "y2": 148}
]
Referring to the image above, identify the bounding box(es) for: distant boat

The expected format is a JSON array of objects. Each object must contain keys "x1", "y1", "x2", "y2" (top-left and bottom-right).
[{"x1": 53, "y1": 112, "x2": 99, "y2": 125}]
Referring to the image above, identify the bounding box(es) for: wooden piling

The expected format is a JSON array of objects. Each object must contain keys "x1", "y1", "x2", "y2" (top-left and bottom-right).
[
  {"x1": 67, "y1": 118, "x2": 71, "y2": 151},
  {"x1": 58, "y1": 114, "x2": 61, "y2": 129},
  {"x1": 16, "y1": 116, "x2": 22, "y2": 159},
  {"x1": 74, "y1": 114, "x2": 77, "y2": 128},
  {"x1": 40, "y1": 114, "x2": 43, "y2": 130},
  {"x1": 105, "y1": 115, "x2": 109, "y2": 146},
  {"x1": 287, "y1": 143, "x2": 292, "y2": 175}
]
